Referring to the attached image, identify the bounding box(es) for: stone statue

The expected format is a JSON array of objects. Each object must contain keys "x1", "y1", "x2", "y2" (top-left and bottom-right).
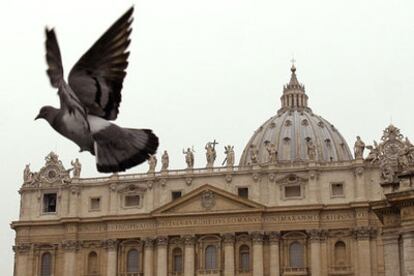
[
  {"x1": 265, "y1": 142, "x2": 278, "y2": 163},
  {"x1": 354, "y1": 136, "x2": 365, "y2": 159},
  {"x1": 249, "y1": 144, "x2": 259, "y2": 164},
  {"x1": 307, "y1": 139, "x2": 316, "y2": 161},
  {"x1": 222, "y1": 145, "x2": 235, "y2": 167},
  {"x1": 205, "y1": 140, "x2": 218, "y2": 168},
  {"x1": 365, "y1": 140, "x2": 381, "y2": 164},
  {"x1": 183, "y1": 147, "x2": 195, "y2": 169},
  {"x1": 147, "y1": 154, "x2": 157, "y2": 173},
  {"x1": 161, "y1": 150, "x2": 169, "y2": 171},
  {"x1": 70, "y1": 158, "x2": 82, "y2": 178},
  {"x1": 23, "y1": 164, "x2": 31, "y2": 182}
]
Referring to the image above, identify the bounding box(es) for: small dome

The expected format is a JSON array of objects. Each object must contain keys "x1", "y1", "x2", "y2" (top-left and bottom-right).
[{"x1": 239, "y1": 66, "x2": 352, "y2": 166}]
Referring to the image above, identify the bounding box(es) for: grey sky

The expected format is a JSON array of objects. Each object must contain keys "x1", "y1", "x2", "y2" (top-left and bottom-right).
[{"x1": 1, "y1": 0, "x2": 414, "y2": 274}]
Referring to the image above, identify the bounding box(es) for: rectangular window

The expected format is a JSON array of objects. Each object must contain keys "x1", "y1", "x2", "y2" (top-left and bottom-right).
[
  {"x1": 43, "y1": 193, "x2": 57, "y2": 213},
  {"x1": 90, "y1": 197, "x2": 101, "y2": 211},
  {"x1": 331, "y1": 183, "x2": 344, "y2": 197},
  {"x1": 172, "y1": 191, "x2": 182, "y2": 200},
  {"x1": 285, "y1": 185, "x2": 301, "y2": 198},
  {"x1": 238, "y1": 187, "x2": 249, "y2": 199},
  {"x1": 125, "y1": 195, "x2": 140, "y2": 207}
]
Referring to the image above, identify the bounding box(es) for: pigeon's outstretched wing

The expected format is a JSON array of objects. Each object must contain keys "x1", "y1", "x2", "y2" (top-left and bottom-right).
[
  {"x1": 45, "y1": 28, "x2": 88, "y2": 118},
  {"x1": 68, "y1": 7, "x2": 134, "y2": 121}
]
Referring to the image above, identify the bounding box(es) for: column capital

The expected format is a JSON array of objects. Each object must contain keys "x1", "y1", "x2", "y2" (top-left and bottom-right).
[
  {"x1": 61, "y1": 240, "x2": 80, "y2": 251},
  {"x1": 268, "y1": 231, "x2": 281, "y2": 244},
  {"x1": 144, "y1": 237, "x2": 155, "y2": 248},
  {"x1": 353, "y1": 226, "x2": 377, "y2": 240},
  {"x1": 250, "y1": 231, "x2": 264, "y2": 244},
  {"x1": 307, "y1": 229, "x2": 322, "y2": 242},
  {"x1": 183, "y1": 235, "x2": 196, "y2": 246},
  {"x1": 222, "y1": 233, "x2": 235, "y2": 244},
  {"x1": 13, "y1": 243, "x2": 32, "y2": 254},
  {"x1": 156, "y1": 236, "x2": 169, "y2": 247},
  {"x1": 102, "y1": 239, "x2": 118, "y2": 250}
]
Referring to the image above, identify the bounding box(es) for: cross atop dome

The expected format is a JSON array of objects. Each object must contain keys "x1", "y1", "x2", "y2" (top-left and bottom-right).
[{"x1": 279, "y1": 63, "x2": 309, "y2": 112}]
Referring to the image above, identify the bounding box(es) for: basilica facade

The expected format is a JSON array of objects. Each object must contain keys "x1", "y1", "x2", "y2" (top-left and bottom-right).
[{"x1": 12, "y1": 66, "x2": 414, "y2": 276}]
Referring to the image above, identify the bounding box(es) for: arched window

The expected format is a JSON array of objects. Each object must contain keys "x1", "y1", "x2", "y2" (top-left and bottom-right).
[
  {"x1": 172, "y1": 248, "x2": 183, "y2": 273},
  {"x1": 40, "y1": 252, "x2": 52, "y2": 276},
  {"x1": 87, "y1": 251, "x2": 98, "y2": 274},
  {"x1": 127, "y1": 249, "x2": 139, "y2": 272},
  {"x1": 205, "y1": 245, "x2": 217, "y2": 270},
  {"x1": 289, "y1": 242, "x2": 304, "y2": 268},
  {"x1": 334, "y1": 241, "x2": 346, "y2": 266},
  {"x1": 239, "y1": 245, "x2": 250, "y2": 272}
]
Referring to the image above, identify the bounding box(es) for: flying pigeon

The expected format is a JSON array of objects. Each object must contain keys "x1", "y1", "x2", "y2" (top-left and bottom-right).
[{"x1": 35, "y1": 7, "x2": 159, "y2": 173}]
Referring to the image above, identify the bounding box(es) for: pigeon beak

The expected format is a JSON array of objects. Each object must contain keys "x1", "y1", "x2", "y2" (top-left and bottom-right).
[{"x1": 34, "y1": 113, "x2": 41, "y2": 120}]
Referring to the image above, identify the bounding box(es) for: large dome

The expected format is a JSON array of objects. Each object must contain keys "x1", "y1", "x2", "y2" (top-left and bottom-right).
[{"x1": 239, "y1": 65, "x2": 353, "y2": 166}]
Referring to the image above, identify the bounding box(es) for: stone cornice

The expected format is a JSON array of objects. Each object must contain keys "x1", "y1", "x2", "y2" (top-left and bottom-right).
[{"x1": 13, "y1": 243, "x2": 32, "y2": 254}]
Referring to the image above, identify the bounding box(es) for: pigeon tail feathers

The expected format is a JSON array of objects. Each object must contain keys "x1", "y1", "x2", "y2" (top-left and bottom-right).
[{"x1": 92, "y1": 123, "x2": 159, "y2": 173}]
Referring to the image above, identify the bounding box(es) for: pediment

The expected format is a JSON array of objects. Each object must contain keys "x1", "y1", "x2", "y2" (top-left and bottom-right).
[{"x1": 152, "y1": 184, "x2": 265, "y2": 215}]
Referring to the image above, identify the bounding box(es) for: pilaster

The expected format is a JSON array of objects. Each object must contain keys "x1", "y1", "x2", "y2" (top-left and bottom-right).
[
  {"x1": 223, "y1": 233, "x2": 235, "y2": 276},
  {"x1": 183, "y1": 235, "x2": 195, "y2": 276},
  {"x1": 251, "y1": 231, "x2": 264, "y2": 276},
  {"x1": 144, "y1": 238, "x2": 154, "y2": 276},
  {"x1": 269, "y1": 232, "x2": 280, "y2": 276},
  {"x1": 156, "y1": 236, "x2": 168, "y2": 276},
  {"x1": 307, "y1": 229, "x2": 321, "y2": 276},
  {"x1": 103, "y1": 239, "x2": 118, "y2": 276}
]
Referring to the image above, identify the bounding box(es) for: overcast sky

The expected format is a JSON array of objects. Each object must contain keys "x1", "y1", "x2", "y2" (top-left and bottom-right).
[{"x1": 1, "y1": 0, "x2": 414, "y2": 274}]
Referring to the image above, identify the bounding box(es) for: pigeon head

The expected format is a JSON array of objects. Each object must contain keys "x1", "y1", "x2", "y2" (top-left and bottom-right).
[{"x1": 35, "y1": 106, "x2": 59, "y2": 123}]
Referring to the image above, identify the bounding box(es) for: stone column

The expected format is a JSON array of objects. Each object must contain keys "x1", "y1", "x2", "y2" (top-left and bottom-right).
[
  {"x1": 13, "y1": 243, "x2": 31, "y2": 276},
  {"x1": 103, "y1": 239, "x2": 118, "y2": 276},
  {"x1": 184, "y1": 235, "x2": 195, "y2": 276},
  {"x1": 157, "y1": 236, "x2": 168, "y2": 276},
  {"x1": 269, "y1": 232, "x2": 280, "y2": 276},
  {"x1": 144, "y1": 238, "x2": 154, "y2": 276},
  {"x1": 251, "y1": 232, "x2": 264, "y2": 276},
  {"x1": 223, "y1": 233, "x2": 235, "y2": 276},
  {"x1": 320, "y1": 230, "x2": 328, "y2": 276},
  {"x1": 402, "y1": 231, "x2": 414, "y2": 275},
  {"x1": 307, "y1": 230, "x2": 321, "y2": 276},
  {"x1": 61, "y1": 240, "x2": 79, "y2": 276},
  {"x1": 355, "y1": 227, "x2": 372, "y2": 276}
]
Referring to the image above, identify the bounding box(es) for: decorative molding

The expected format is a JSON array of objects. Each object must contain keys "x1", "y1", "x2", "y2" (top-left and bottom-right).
[{"x1": 353, "y1": 226, "x2": 377, "y2": 240}]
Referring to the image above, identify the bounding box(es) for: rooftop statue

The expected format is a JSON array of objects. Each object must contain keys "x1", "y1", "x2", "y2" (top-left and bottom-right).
[
  {"x1": 23, "y1": 164, "x2": 32, "y2": 183},
  {"x1": 222, "y1": 145, "x2": 235, "y2": 167},
  {"x1": 354, "y1": 136, "x2": 365, "y2": 159},
  {"x1": 161, "y1": 151, "x2": 169, "y2": 171},
  {"x1": 183, "y1": 147, "x2": 195, "y2": 169},
  {"x1": 205, "y1": 140, "x2": 218, "y2": 168},
  {"x1": 70, "y1": 158, "x2": 82, "y2": 178},
  {"x1": 148, "y1": 155, "x2": 157, "y2": 173}
]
